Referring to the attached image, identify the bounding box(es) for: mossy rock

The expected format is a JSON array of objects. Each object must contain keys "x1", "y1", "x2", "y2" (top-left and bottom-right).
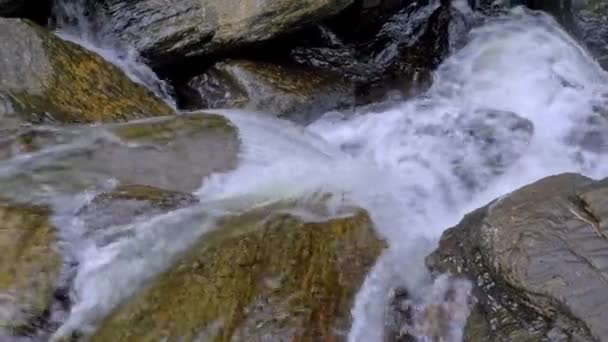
[
  {"x1": 91, "y1": 206, "x2": 385, "y2": 341},
  {"x1": 0, "y1": 18, "x2": 173, "y2": 124},
  {"x1": 0, "y1": 113, "x2": 239, "y2": 201},
  {"x1": 181, "y1": 59, "x2": 355, "y2": 124},
  {"x1": 0, "y1": 200, "x2": 61, "y2": 336}
]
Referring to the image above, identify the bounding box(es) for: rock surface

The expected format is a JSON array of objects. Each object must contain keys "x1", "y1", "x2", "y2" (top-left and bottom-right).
[
  {"x1": 0, "y1": 200, "x2": 61, "y2": 338},
  {"x1": 180, "y1": 60, "x2": 355, "y2": 124},
  {"x1": 97, "y1": 0, "x2": 354, "y2": 68},
  {"x1": 91, "y1": 205, "x2": 385, "y2": 341},
  {"x1": 0, "y1": 113, "x2": 239, "y2": 201},
  {"x1": 77, "y1": 185, "x2": 199, "y2": 232},
  {"x1": 426, "y1": 173, "x2": 608, "y2": 341},
  {"x1": 0, "y1": 18, "x2": 173, "y2": 124}
]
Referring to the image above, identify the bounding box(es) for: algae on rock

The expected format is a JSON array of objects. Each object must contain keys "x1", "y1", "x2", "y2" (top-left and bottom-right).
[
  {"x1": 0, "y1": 200, "x2": 61, "y2": 337},
  {"x1": 92, "y1": 206, "x2": 385, "y2": 341},
  {"x1": 0, "y1": 18, "x2": 173, "y2": 124}
]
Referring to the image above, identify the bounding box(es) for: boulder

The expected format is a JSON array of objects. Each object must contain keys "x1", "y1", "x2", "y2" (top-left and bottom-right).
[
  {"x1": 289, "y1": 1, "x2": 467, "y2": 102},
  {"x1": 91, "y1": 205, "x2": 385, "y2": 341},
  {"x1": 96, "y1": 0, "x2": 355, "y2": 68},
  {"x1": 179, "y1": 60, "x2": 355, "y2": 124},
  {"x1": 0, "y1": 113, "x2": 239, "y2": 201},
  {"x1": 426, "y1": 173, "x2": 608, "y2": 341},
  {"x1": 0, "y1": 18, "x2": 173, "y2": 124},
  {"x1": 0, "y1": 200, "x2": 61, "y2": 338}
]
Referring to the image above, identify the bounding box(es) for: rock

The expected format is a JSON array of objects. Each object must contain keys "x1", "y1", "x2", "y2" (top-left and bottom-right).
[
  {"x1": 0, "y1": 200, "x2": 61, "y2": 338},
  {"x1": 0, "y1": 113, "x2": 239, "y2": 201},
  {"x1": 0, "y1": 18, "x2": 173, "y2": 124},
  {"x1": 0, "y1": 0, "x2": 51, "y2": 23},
  {"x1": 179, "y1": 60, "x2": 355, "y2": 124},
  {"x1": 77, "y1": 185, "x2": 199, "y2": 232},
  {"x1": 426, "y1": 173, "x2": 608, "y2": 341},
  {"x1": 91, "y1": 205, "x2": 385, "y2": 341},
  {"x1": 96, "y1": 0, "x2": 355, "y2": 68},
  {"x1": 525, "y1": 0, "x2": 608, "y2": 70},
  {"x1": 290, "y1": 1, "x2": 468, "y2": 102}
]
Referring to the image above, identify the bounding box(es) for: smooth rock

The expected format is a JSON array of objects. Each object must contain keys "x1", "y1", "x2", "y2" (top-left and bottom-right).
[
  {"x1": 0, "y1": 18, "x2": 173, "y2": 124},
  {"x1": 0, "y1": 113, "x2": 239, "y2": 201},
  {"x1": 97, "y1": 0, "x2": 355, "y2": 68},
  {"x1": 91, "y1": 204, "x2": 385, "y2": 341},
  {"x1": 179, "y1": 60, "x2": 355, "y2": 124},
  {"x1": 426, "y1": 173, "x2": 608, "y2": 341}
]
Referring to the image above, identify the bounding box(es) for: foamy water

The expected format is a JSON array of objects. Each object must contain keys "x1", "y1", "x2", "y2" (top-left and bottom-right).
[{"x1": 3, "y1": 4, "x2": 606, "y2": 341}]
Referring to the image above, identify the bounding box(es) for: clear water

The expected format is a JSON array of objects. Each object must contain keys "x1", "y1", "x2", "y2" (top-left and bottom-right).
[{"x1": 4, "y1": 3, "x2": 608, "y2": 341}]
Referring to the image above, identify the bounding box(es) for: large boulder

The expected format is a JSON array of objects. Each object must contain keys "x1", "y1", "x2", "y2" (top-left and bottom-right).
[
  {"x1": 0, "y1": 18, "x2": 173, "y2": 124},
  {"x1": 96, "y1": 0, "x2": 354, "y2": 68},
  {"x1": 179, "y1": 60, "x2": 355, "y2": 124},
  {"x1": 426, "y1": 173, "x2": 608, "y2": 341},
  {"x1": 90, "y1": 205, "x2": 385, "y2": 341},
  {"x1": 0, "y1": 113, "x2": 239, "y2": 201},
  {"x1": 0, "y1": 200, "x2": 61, "y2": 338}
]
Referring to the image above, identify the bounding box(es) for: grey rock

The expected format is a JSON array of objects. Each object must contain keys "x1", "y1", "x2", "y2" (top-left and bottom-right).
[
  {"x1": 427, "y1": 173, "x2": 608, "y2": 341},
  {"x1": 180, "y1": 60, "x2": 355, "y2": 124},
  {"x1": 97, "y1": 0, "x2": 354, "y2": 67}
]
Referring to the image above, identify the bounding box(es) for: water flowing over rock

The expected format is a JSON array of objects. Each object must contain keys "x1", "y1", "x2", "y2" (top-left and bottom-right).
[
  {"x1": 0, "y1": 201, "x2": 61, "y2": 339},
  {"x1": 86, "y1": 205, "x2": 385, "y2": 341},
  {"x1": 77, "y1": 185, "x2": 199, "y2": 233},
  {"x1": 95, "y1": 0, "x2": 355, "y2": 68},
  {"x1": 179, "y1": 60, "x2": 355, "y2": 124},
  {"x1": 0, "y1": 114, "x2": 239, "y2": 201},
  {"x1": 426, "y1": 173, "x2": 608, "y2": 341},
  {"x1": 0, "y1": 18, "x2": 173, "y2": 124}
]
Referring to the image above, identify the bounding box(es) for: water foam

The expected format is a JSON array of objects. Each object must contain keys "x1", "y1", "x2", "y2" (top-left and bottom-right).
[{"x1": 38, "y1": 7, "x2": 608, "y2": 342}]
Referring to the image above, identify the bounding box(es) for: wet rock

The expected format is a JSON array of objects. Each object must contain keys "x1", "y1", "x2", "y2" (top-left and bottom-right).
[
  {"x1": 0, "y1": 18, "x2": 173, "y2": 124},
  {"x1": 290, "y1": 1, "x2": 468, "y2": 101},
  {"x1": 0, "y1": 200, "x2": 61, "y2": 338},
  {"x1": 426, "y1": 173, "x2": 608, "y2": 341},
  {"x1": 0, "y1": 113, "x2": 239, "y2": 201},
  {"x1": 96, "y1": 0, "x2": 354, "y2": 68},
  {"x1": 526, "y1": 0, "x2": 608, "y2": 70},
  {"x1": 77, "y1": 185, "x2": 199, "y2": 232},
  {"x1": 91, "y1": 204, "x2": 385, "y2": 341},
  {"x1": 179, "y1": 60, "x2": 355, "y2": 124}
]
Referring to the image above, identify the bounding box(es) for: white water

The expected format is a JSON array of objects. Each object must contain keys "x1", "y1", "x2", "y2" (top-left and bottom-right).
[
  {"x1": 3, "y1": 5, "x2": 606, "y2": 341},
  {"x1": 51, "y1": 0, "x2": 176, "y2": 105}
]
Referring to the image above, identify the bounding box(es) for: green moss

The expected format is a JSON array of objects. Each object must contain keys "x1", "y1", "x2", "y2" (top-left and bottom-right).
[{"x1": 92, "y1": 206, "x2": 385, "y2": 341}]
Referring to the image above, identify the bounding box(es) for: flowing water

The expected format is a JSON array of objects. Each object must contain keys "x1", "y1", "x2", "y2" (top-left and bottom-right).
[{"x1": 3, "y1": 3, "x2": 608, "y2": 341}]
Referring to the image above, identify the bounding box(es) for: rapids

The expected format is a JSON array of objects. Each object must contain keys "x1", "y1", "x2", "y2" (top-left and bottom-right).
[{"x1": 2, "y1": 3, "x2": 607, "y2": 341}]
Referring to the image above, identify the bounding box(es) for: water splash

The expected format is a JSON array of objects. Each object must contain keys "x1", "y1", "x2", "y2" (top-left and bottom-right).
[
  {"x1": 51, "y1": 0, "x2": 175, "y2": 105},
  {"x1": 12, "y1": 6, "x2": 608, "y2": 342}
]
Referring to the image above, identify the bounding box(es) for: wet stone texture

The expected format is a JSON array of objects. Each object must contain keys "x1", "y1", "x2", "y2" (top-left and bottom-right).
[
  {"x1": 426, "y1": 173, "x2": 608, "y2": 341},
  {"x1": 91, "y1": 206, "x2": 386, "y2": 341},
  {"x1": 0, "y1": 18, "x2": 173, "y2": 124},
  {"x1": 0, "y1": 201, "x2": 61, "y2": 338}
]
